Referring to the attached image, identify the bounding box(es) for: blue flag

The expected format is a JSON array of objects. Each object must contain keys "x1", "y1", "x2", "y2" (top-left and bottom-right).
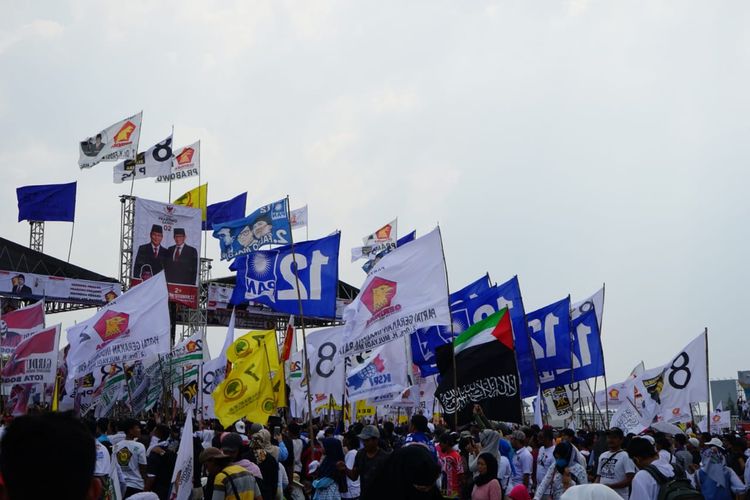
[
  {"x1": 212, "y1": 198, "x2": 291, "y2": 260},
  {"x1": 229, "y1": 232, "x2": 340, "y2": 318},
  {"x1": 496, "y1": 275, "x2": 538, "y2": 398},
  {"x1": 539, "y1": 308, "x2": 604, "y2": 389},
  {"x1": 410, "y1": 274, "x2": 492, "y2": 377},
  {"x1": 202, "y1": 192, "x2": 247, "y2": 230},
  {"x1": 17, "y1": 182, "x2": 76, "y2": 222},
  {"x1": 397, "y1": 230, "x2": 416, "y2": 247},
  {"x1": 527, "y1": 297, "x2": 572, "y2": 377}
]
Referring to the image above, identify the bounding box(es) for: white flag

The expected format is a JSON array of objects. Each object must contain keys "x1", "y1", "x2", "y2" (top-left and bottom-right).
[
  {"x1": 290, "y1": 205, "x2": 308, "y2": 229},
  {"x1": 571, "y1": 287, "x2": 605, "y2": 327},
  {"x1": 596, "y1": 361, "x2": 645, "y2": 408},
  {"x1": 346, "y1": 339, "x2": 408, "y2": 402},
  {"x1": 170, "y1": 405, "x2": 194, "y2": 500},
  {"x1": 342, "y1": 227, "x2": 449, "y2": 355},
  {"x1": 287, "y1": 350, "x2": 306, "y2": 418},
  {"x1": 351, "y1": 218, "x2": 398, "y2": 262},
  {"x1": 201, "y1": 309, "x2": 235, "y2": 419},
  {"x1": 610, "y1": 403, "x2": 648, "y2": 435},
  {"x1": 79, "y1": 112, "x2": 142, "y2": 169},
  {"x1": 307, "y1": 326, "x2": 346, "y2": 400},
  {"x1": 65, "y1": 272, "x2": 171, "y2": 390},
  {"x1": 113, "y1": 135, "x2": 173, "y2": 184},
  {"x1": 156, "y1": 140, "x2": 200, "y2": 183},
  {"x1": 629, "y1": 332, "x2": 707, "y2": 423}
]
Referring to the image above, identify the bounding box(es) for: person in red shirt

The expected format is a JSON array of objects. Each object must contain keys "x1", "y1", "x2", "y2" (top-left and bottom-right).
[{"x1": 437, "y1": 433, "x2": 465, "y2": 499}]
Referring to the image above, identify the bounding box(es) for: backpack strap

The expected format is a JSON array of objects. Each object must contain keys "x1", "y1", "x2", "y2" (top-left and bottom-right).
[
  {"x1": 218, "y1": 469, "x2": 242, "y2": 499},
  {"x1": 644, "y1": 464, "x2": 669, "y2": 485}
]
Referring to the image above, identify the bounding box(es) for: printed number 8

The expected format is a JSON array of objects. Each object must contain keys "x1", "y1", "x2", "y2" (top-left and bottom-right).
[
  {"x1": 668, "y1": 352, "x2": 691, "y2": 389},
  {"x1": 316, "y1": 342, "x2": 336, "y2": 378}
]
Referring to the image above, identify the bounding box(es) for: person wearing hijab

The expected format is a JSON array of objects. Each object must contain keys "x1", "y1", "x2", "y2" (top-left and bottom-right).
[
  {"x1": 507, "y1": 484, "x2": 531, "y2": 500},
  {"x1": 470, "y1": 429, "x2": 501, "y2": 477},
  {"x1": 558, "y1": 484, "x2": 622, "y2": 499},
  {"x1": 695, "y1": 438, "x2": 745, "y2": 499},
  {"x1": 251, "y1": 433, "x2": 280, "y2": 500},
  {"x1": 254, "y1": 428, "x2": 281, "y2": 460},
  {"x1": 312, "y1": 437, "x2": 346, "y2": 500},
  {"x1": 472, "y1": 453, "x2": 502, "y2": 500},
  {"x1": 533, "y1": 442, "x2": 587, "y2": 500}
]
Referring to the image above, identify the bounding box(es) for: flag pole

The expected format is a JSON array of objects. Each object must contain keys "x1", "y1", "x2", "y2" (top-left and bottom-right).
[
  {"x1": 567, "y1": 295, "x2": 577, "y2": 428},
  {"x1": 704, "y1": 327, "x2": 710, "y2": 425},
  {"x1": 436, "y1": 225, "x2": 459, "y2": 430},
  {"x1": 598, "y1": 283, "x2": 610, "y2": 428},
  {"x1": 168, "y1": 125, "x2": 174, "y2": 201},
  {"x1": 129, "y1": 111, "x2": 143, "y2": 198},
  {"x1": 285, "y1": 195, "x2": 315, "y2": 440},
  {"x1": 67, "y1": 221, "x2": 75, "y2": 262},
  {"x1": 514, "y1": 275, "x2": 542, "y2": 424}
]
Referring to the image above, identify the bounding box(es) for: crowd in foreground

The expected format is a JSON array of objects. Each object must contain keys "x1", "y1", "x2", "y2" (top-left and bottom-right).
[{"x1": 1, "y1": 406, "x2": 750, "y2": 500}]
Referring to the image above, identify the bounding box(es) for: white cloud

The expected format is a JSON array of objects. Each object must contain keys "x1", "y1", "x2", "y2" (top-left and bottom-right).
[{"x1": 0, "y1": 19, "x2": 64, "y2": 55}]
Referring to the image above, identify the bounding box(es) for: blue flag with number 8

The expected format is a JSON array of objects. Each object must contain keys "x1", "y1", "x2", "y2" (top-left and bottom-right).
[{"x1": 230, "y1": 232, "x2": 340, "y2": 318}]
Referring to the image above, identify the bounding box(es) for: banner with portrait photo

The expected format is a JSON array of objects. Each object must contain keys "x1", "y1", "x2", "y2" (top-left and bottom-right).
[
  {"x1": 0, "y1": 270, "x2": 121, "y2": 305},
  {"x1": 131, "y1": 197, "x2": 202, "y2": 308},
  {"x1": 79, "y1": 112, "x2": 142, "y2": 169},
  {"x1": 212, "y1": 198, "x2": 291, "y2": 261}
]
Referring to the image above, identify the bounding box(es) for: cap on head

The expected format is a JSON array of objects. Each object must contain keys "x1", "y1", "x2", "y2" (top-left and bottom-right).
[
  {"x1": 151, "y1": 224, "x2": 163, "y2": 234},
  {"x1": 234, "y1": 421, "x2": 246, "y2": 434},
  {"x1": 707, "y1": 437, "x2": 724, "y2": 450},
  {"x1": 357, "y1": 425, "x2": 380, "y2": 440}
]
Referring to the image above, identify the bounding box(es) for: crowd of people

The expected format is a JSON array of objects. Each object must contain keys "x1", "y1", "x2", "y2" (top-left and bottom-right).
[{"x1": 3, "y1": 405, "x2": 750, "y2": 500}]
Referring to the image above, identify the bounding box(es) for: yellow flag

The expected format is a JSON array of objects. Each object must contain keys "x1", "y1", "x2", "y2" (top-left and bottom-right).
[
  {"x1": 271, "y1": 365, "x2": 286, "y2": 407},
  {"x1": 228, "y1": 330, "x2": 279, "y2": 371},
  {"x1": 213, "y1": 344, "x2": 276, "y2": 427},
  {"x1": 173, "y1": 183, "x2": 208, "y2": 221},
  {"x1": 355, "y1": 400, "x2": 376, "y2": 419}
]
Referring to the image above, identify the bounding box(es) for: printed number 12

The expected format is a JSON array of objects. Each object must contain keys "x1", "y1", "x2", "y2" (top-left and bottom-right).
[{"x1": 278, "y1": 250, "x2": 329, "y2": 301}]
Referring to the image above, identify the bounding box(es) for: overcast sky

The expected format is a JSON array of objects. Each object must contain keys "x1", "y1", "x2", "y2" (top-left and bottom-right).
[{"x1": 1, "y1": 1, "x2": 748, "y2": 384}]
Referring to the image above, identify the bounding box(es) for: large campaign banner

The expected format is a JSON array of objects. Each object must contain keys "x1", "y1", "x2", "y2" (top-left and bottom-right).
[
  {"x1": 132, "y1": 197, "x2": 202, "y2": 307},
  {"x1": 2, "y1": 324, "x2": 60, "y2": 385},
  {"x1": 212, "y1": 198, "x2": 291, "y2": 261},
  {"x1": 229, "y1": 232, "x2": 340, "y2": 318},
  {"x1": 0, "y1": 270, "x2": 121, "y2": 305}
]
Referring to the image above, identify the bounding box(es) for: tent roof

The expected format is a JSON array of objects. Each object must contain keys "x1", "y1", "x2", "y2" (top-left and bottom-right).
[{"x1": 0, "y1": 237, "x2": 119, "y2": 283}]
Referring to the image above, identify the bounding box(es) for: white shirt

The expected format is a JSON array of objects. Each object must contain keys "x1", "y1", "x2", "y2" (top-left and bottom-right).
[
  {"x1": 108, "y1": 432, "x2": 126, "y2": 445},
  {"x1": 293, "y1": 438, "x2": 304, "y2": 473},
  {"x1": 94, "y1": 441, "x2": 111, "y2": 476},
  {"x1": 342, "y1": 449, "x2": 361, "y2": 498},
  {"x1": 510, "y1": 447, "x2": 533, "y2": 489},
  {"x1": 630, "y1": 460, "x2": 674, "y2": 500},
  {"x1": 596, "y1": 449, "x2": 635, "y2": 500},
  {"x1": 498, "y1": 455, "x2": 512, "y2": 492},
  {"x1": 536, "y1": 445, "x2": 556, "y2": 487},
  {"x1": 113, "y1": 439, "x2": 147, "y2": 489},
  {"x1": 658, "y1": 449, "x2": 675, "y2": 465}
]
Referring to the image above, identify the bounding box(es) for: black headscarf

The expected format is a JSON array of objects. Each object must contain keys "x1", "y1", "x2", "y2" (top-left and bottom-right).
[
  {"x1": 474, "y1": 452, "x2": 499, "y2": 487},
  {"x1": 318, "y1": 437, "x2": 345, "y2": 479}
]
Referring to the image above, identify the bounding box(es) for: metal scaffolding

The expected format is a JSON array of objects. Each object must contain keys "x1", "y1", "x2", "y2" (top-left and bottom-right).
[
  {"x1": 28, "y1": 221, "x2": 44, "y2": 253},
  {"x1": 180, "y1": 257, "x2": 211, "y2": 341},
  {"x1": 118, "y1": 195, "x2": 135, "y2": 291}
]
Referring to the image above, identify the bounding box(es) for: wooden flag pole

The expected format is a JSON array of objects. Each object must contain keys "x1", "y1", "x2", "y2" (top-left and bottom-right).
[
  {"x1": 129, "y1": 111, "x2": 144, "y2": 198},
  {"x1": 286, "y1": 196, "x2": 315, "y2": 441},
  {"x1": 436, "y1": 225, "x2": 459, "y2": 430},
  {"x1": 598, "y1": 283, "x2": 610, "y2": 428}
]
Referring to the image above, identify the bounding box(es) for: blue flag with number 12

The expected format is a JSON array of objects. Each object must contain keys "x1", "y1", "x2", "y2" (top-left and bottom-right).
[{"x1": 230, "y1": 232, "x2": 340, "y2": 318}]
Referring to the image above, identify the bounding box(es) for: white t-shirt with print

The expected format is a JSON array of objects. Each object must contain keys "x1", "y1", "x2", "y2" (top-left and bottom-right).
[
  {"x1": 596, "y1": 449, "x2": 636, "y2": 500},
  {"x1": 113, "y1": 439, "x2": 147, "y2": 490},
  {"x1": 536, "y1": 445, "x2": 555, "y2": 487},
  {"x1": 510, "y1": 447, "x2": 533, "y2": 489}
]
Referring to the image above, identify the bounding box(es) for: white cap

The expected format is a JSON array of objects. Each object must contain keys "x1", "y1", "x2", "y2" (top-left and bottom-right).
[
  {"x1": 427, "y1": 422, "x2": 435, "y2": 433},
  {"x1": 316, "y1": 430, "x2": 325, "y2": 441},
  {"x1": 707, "y1": 437, "x2": 724, "y2": 450},
  {"x1": 688, "y1": 437, "x2": 700, "y2": 448},
  {"x1": 640, "y1": 435, "x2": 655, "y2": 445},
  {"x1": 235, "y1": 421, "x2": 246, "y2": 434}
]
